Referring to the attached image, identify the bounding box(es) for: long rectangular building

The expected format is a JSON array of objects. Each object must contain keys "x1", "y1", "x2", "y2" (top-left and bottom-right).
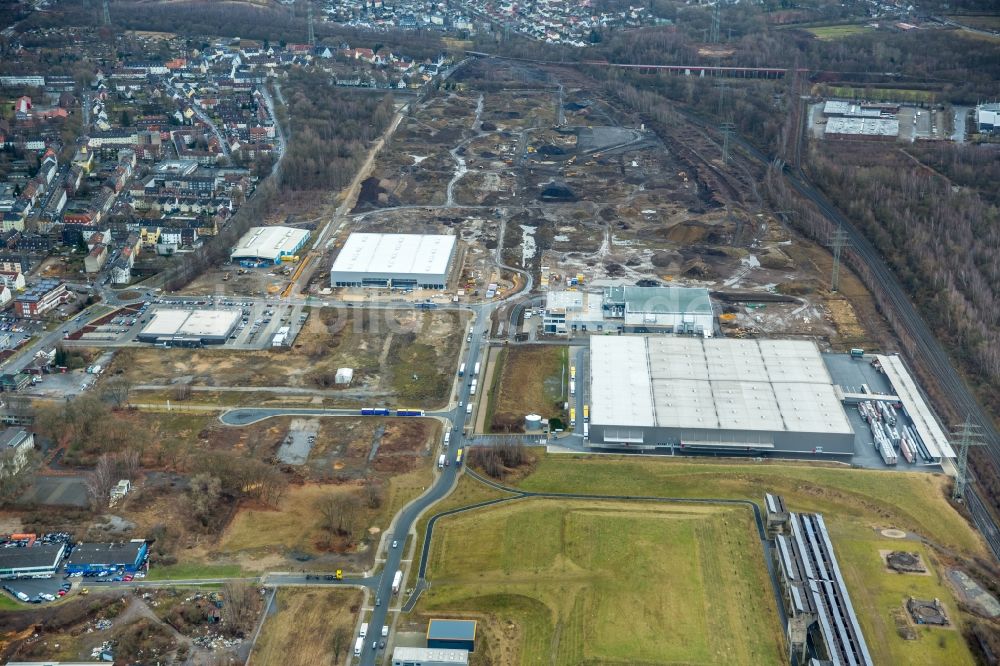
[
  {"x1": 137, "y1": 309, "x2": 240, "y2": 345},
  {"x1": 330, "y1": 233, "x2": 456, "y2": 290},
  {"x1": 588, "y1": 336, "x2": 854, "y2": 455},
  {"x1": 774, "y1": 508, "x2": 873, "y2": 665}
]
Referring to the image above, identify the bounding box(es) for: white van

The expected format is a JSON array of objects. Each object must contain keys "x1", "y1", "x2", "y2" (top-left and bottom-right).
[
  {"x1": 354, "y1": 637, "x2": 363, "y2": 656},
  {"x1": 466, "y1": 403, "x2": 473, "y2": 415},
  {"x1": 360, "y1": 622, "x2": 368, "y2": 638},
  {"x1": 381, "y1": 625, "x2": 389, "y2": 637},
  {"x1": 438, "y1": 454, "x2": 446, "y2": 469}
]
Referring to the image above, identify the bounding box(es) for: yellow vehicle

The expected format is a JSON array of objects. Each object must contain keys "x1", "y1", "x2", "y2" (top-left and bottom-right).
[
  {"x1": 336, "y1": 569, "x2": 343, "y2": 579},
  {"x1": 570, "y1": 365, "x2": 576, "y2": 381},
  {"x1": 456, "y1": 448, "x2": 464, "y2": 465},
  {"x1": 570, "y1": 408, "x2": 576, "y2": 426},
  {"x1": 583, "y1": 405, "x2": 589, "y2": 422}
]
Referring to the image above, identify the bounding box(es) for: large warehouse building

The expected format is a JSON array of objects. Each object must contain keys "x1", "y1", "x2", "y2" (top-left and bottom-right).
[
  {"x1": 230, "y1": 226, "x2": 310, "y2": 265},
  {"x1": 137, "y1": 309, "x2": 240, "y2": 346},
  {"x1": 330, "y1": 233, "x2": 456, "y2": 289},
  {"x1": 588, "y1": 336, "x2": 855, "y2": 455},
  {"x1": 543, "y1": 285, "x2": 713, "y2": 336}
]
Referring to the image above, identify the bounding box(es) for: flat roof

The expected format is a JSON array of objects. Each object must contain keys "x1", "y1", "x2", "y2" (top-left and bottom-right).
[
  {"x1": 877, "y1": 354, "x2": 955, "y2": 459},
  {"x1": 0, "y1": 544, "x2": 65, "y2": 571},
  {"x1": 66, "y1": 541, "x2": 144, "y2": 566},
  {"x1": 140, "y1": 309, "x2": 240, "y2": 339},
  {"x1": 622, "y1": 286, "x2": 713, "y2": 315},
  {"x1": 391, "y1": 647, "x2": 468, "y2": 664},
  {"x1": 825, "y1": 117, "x2": 899, "y2": 137},
  {"x1": 331, "y1": 233, "x2": 456, "y2": 277},
  {"x1": 427, "y1": 619, "x2": 477, "y2": 641},
  {"x1": 591, "y1": 336, "x2": 853, "y2": 435},
  {"x1": 231, "y1": 226, "x2": 309, "y2": 262}
]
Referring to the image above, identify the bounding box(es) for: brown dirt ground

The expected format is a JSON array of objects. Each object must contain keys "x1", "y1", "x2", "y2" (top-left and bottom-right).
[{"x1": 490, "y1": 346, "x2": 566, "y2": 430}]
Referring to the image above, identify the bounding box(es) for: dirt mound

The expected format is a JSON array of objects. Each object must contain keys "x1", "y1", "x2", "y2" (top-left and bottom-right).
[
  {"x1": 539, "y1": 183, "x2": 576, "y2": 202},
  {"x1": 480, "y1": 121, "x2": 497, "y2": 131},
  {"x1": 537, "y1": 144, "x2": 567, "y2": 156},
  {"x1": 665, "y1": 221, "x2": 709, "y2": 244}
]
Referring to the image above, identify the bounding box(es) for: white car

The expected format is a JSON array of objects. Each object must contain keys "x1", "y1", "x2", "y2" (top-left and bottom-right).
[{"x1": 392, "y1": 540, "x2": 398, "y2": 549}]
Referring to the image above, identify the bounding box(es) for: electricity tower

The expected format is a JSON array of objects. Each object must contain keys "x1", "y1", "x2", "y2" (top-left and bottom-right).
[
  {"x1": 307, "y1": 1, "x2": 316, "y2": 47},
  {"x1": 709, "y1": 2, "x2": 721, "y2": 43},
  {"x1": 828, "y1": 226, "x2": 850, "y2": 292},
  {"x1": 102, "y1": 0, "x2": 111, "y2": 25},
  {"x1": 952, "y1": 417, "x2": 985, "y2": 501},
  {"x1": 720, "y1": 121, "x2": 735, "y2": 163}
]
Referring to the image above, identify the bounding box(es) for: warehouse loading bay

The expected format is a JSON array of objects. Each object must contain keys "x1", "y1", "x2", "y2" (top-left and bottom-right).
[{"x1": 570, "y1": 344, "x2": 954, "y2": 472}]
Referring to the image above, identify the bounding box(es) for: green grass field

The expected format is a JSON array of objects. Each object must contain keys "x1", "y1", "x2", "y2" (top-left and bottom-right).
[
  {"x1": 833, "y1": 523, "x2": 975, "y2": 665},
  {"x1": 509, "y1": 455, "x2": 982, "y2": 665},
  {"x1": 421, "y1": 498, "x2": 783, "y2": 665},
  {"x1": 820, "y1": 85, "x2": 937, "y2": 104},
  {"x1": 805, "y1": 24, "x2": 874, "y2": 40}
]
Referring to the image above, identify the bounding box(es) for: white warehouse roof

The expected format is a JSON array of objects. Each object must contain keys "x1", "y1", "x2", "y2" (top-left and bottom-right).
[
  {"x1": 231, "y1": 226, "x2": 310, "y2": 262},
  {"x1": 590, "y1": 336, "x2": 852, "y2": 435},
  {"x1": 391, "y1": 647, "x2": 469, "y2": 664},
  {"x1": 331, "y1": 233, "x2": 456, "y2": 278},
  {"x1": 140, "y1": 309, "x2": 241, "y2": 339}
]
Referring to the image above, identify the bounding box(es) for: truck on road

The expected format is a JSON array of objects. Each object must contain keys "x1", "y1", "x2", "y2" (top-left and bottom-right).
[
  {"x1": 360, "y1": 623, "x2": 368, "y2": 638},
  {"x1": 473, "y1": 362, "x2": 481, "y2": 376},
  {"x1": 354, "y1": 637, "x2": 363, "y2": 657},
  {"x1": 466, "y1": 403, "x2": 473, "y2": 415},
  {"x1": 438, "y1": 454, "x2": 446, "y2": 468},
  {"x1": 392, "y1": 570, "x2": 403, "y2": 594},
  {"x1": 458, "y1": 363, "x2": 466, "y2": 376}
]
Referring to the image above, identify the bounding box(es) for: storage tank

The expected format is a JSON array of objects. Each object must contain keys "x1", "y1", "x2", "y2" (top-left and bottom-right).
[{"x1": 525, "y1": 414, "x2": 543, "y2": 431}]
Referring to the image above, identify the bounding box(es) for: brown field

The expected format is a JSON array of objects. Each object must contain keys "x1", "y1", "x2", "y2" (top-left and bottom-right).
[
  {"x1": 114, "y1": 308, "x2": 467, "y2": 407},
  {"x1": 251, "y1": 588, "x2": 363, "y2": 666},
  {"x1": 488, "y1": 346, "x2": 567, "y2": 431}
]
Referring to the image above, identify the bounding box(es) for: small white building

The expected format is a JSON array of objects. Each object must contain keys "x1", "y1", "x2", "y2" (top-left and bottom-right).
[
  {"x1": 110, "y1": 479, "x2": 131, "y2": 506},
  {"x1": 391, "y1": 647, "x2": 469, "y2": 666},
  {"x1": 335, "y1": 368, "x2": 354, "y2": 385}
]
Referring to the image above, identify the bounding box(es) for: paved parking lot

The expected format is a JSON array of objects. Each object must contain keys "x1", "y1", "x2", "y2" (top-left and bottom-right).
[{"x1": 18, "y1": 475, "x2": 89, "y2": 507}]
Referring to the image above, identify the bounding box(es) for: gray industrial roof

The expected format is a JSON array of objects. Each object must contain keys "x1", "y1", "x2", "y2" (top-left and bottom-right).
[
  {"x1": 590, "y1": 336, "x2": 852, "y2": 435},
  {"x1": 391, "y1": 647, "x2": 469, "y2": 664},
  {"x1": 427, "y1": 619, "x2": 477, "y2": 640},
  {"x1": 626, "y1": 286, "x2": 712, "y2": 314},
  {"x1": 0, "y1": 544, "x2": 65, "y2": 571}
]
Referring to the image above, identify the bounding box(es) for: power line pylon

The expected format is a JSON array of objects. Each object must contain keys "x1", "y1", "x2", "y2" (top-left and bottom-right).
[
  {"x1": 102, "y1": 0, "x2": 111, "y2": 25},
  {"x1": 307, "y1": 1, "x2": 316, "y2": 47},
  {"x1": 719, "y1": 121, "x2": 735, "y2": 164},
  {"x1": 952, "y1": 417, "x2": 985, "y2": 501},
  {"x1": 709, "y1": 2, "x2": 721, "y2": 43},
  {"x1": 827, "y1": 226, "x2": 849, "y2": 292}
]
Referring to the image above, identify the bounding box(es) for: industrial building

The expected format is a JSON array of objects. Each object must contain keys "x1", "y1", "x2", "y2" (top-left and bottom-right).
[
  {"x1": 0, "y1": 543, "x2": 66, "y2": 579},
  {"x1": 588, "y1": 336, "x2": 854, "y2": 455},
  {"x1": 824, "y1": 117, "x2": 899, "y2": 139},
  {"x1": 768, "y1": 495, "x2": 873, "y2": 666},
  {"x1": 64, "y1": 541, "x2": 148, "y2": 575},
  {"x1": 137, "y1": 309, "x2": 240, "y2": 346},
  {"x1": 230, "y1": 226, "x2": 310, "y2": 265},
  {"x1": 426, "y1": 619, "x2": 476, "y2": 652},
  {"x1": 975, "y1": 102, "x2": 1000, "y2": 134},
  {"x1": 543, "y1": 285, "x2": 713, "y2": 336},
  {"x1": 330, "y1": 233, "x2": 456, "y2": 290},
  {"x1": 391, "y1": 647, "x2": 469, "y2": 666},
  {"x1": 14, "y1": 279, "x2": 70, "y2": 317}
]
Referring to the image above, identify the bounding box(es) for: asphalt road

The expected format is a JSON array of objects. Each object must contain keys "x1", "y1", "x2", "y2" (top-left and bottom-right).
[{"x1": 353, "y1": 308, "x2": 492, "y2": 666}]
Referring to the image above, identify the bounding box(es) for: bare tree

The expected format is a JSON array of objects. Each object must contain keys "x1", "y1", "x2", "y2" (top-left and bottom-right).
[
  {"x1": 188, "y1": 473, "x2": 222, "y2": 527},
  {"x1": 220, "y1": 581, "x2": 261, "y2": 638},
  {"x1": 363, "y1": 477, "x2": 383, "y2": 509},
  {"x1": 85, "y1": 453, "x2": 117, "y2": 510},
  {"x1": 172, "y1": 382, "x2": 192, "y2": 401},
  {"x1": 101, "y1": 376, "x2": 133, "y2": 408},
  {"x1": 316, "y1": 493, "x2": 360, "y2": 537},
  {"x1": 331, "y1": 626, "x2": 351, "y2": 661}
]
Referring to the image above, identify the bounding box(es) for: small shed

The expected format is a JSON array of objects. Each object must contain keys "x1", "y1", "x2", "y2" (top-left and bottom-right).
[{"x1": 335, "y1": 368, "x2": 354, "y2": 385}]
